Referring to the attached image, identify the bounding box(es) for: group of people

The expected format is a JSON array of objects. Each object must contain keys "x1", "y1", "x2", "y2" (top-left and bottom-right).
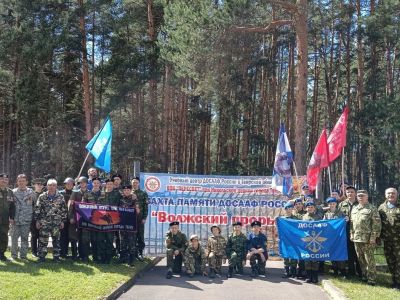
[
  {"x1": 0, "y1": 168, "x2": 149, "y2": 266},
  {"x1": 164, "y1": 183, "x2": 400, "y2": 290}
]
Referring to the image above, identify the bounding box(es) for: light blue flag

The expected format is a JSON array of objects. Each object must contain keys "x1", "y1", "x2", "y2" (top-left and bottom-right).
[
  {"x1": 276, "y1": 217, "x2": 348, "y2": 261},
  {"x1": 86, "y1": 117, "x2": 112, "y2": 173},
  {"x1": 271, "y1": 123, "x2": 293, "y2": 196}
]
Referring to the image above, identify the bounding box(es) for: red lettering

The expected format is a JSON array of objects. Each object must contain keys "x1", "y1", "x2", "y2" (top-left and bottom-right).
[{"x1": 158, "y1": 211, "x2": 166, "y2": 222}]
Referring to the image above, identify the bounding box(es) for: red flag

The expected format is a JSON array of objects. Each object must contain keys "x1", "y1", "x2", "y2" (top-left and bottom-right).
[
  {"x1": 327, "y1": 106, "x2": 349, "y2": 163},
  {"x1": 307, "y1": 128, "x2": 329, "y2": 192}
]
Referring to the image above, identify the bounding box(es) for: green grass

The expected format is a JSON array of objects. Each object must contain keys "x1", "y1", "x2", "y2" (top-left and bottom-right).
[
  {"x1": 0, "y1": 252, "x2": 151, "y2": 300},
  {"x1": 330, "y1": 272, "x2": 400, "y2": 300}
]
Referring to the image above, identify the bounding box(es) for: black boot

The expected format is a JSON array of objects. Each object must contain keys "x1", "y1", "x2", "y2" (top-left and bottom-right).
[
  {"x1": 128, "y1": 254, "x2": 136, "y2": 266},
  {"x1": 237, "y1": 265, "x2": 244, "y2": 275},
  {"x1": 312, "y1": 271, "x2": 319, "y2": 283},
  {"x1": 228, "y1": 266, "x2": 233, "y2": 278},
  {"x1": 282, "y1": 267, "x2": 290, "y2": 278},
  {"x1": 166, "y1": 268, "x2": 173, "y2": 279},
  {"x1": 209, "y1": 268, "x2": 216, "y2": 278},
  {"x1": 290, "y1": 266, "x2": 297, "y2": 278},
  {"x1": 339, "y1": 269, "x2": 347, "y2": 279},
  {"x1": 71, "y1": 242, "x2": 78, "y2": 260},
  {"x1": 251, "y1": 268, "x2": 258, "y2": 278},
  {"x1": 305, "y1": 271, "x2": 312, "y2": 283}
]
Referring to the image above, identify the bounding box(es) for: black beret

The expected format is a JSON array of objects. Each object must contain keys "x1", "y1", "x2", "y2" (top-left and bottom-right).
[
  {"x1": 91, "y1": 177, "x2": 101, "y2": 182},
  {"x1": 0, "y1": 173, "x2": 9, "y2": 178},
  {"x1": 32, "y1": 178, "x2": 45, "y2": 184},
  {"x1": 133, "y1": 176, "x2": 140, "y2": 181},
  {"x1": 122, "y1": 184, "x2": 132, "y2": 190},
  {"x1": 169, "y1": 221, "x2": 179, "y2": 227},
  {"x1": 232, "y1": 221, "x2": 242, "y2": 226},
  {"x1": 105, "y1": 178, "x2": 113, "y2": 183},
  {"x1": 251, "y1": 221, "x2": 262, "y2": 227},
  {"x1": 112, "y1": 174, "x2": 122, "y2": 180}
]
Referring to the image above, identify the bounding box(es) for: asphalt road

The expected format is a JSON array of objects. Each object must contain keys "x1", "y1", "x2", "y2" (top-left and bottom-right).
[{"x1": 118, "y1": 258, "x2": 331, "y2": 300}]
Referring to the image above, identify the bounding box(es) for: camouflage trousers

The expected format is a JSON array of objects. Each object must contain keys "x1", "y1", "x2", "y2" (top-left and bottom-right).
[
  {"x1": 284, "y1": 258, "x2": 298, "y2": 268},
  {"x1": 249, "y1": 253, "x2": 267, "y2": 274},
  {"x1": 0, "y1": 224, "x2": 9, "y2": 253},
  {"x1": 208, "y1": 252, "x2": 223, "y2": 272},
  {"x1": 383, "y1": 240, "x2": 400, "y2": 283},
  {"x1": 95, "y1": 232, "x2": 114, "y2": 260},
  {"x1": 354, "y1": 242, "x2": 376, "y2": 283},
  {"x1": 184, "y1": 254, "x2": 204, "y2": 274},
  {"x1": 166, "y1": 248, "x2": 183, "y2": 272},
  {"x1": 228, "y1": 251, "x2": 245, "y2": 269},
  {"x1": 305, "y1": 261, "x2": 319, "y2": 271},
  {"x1": 38, "y1": 226, "x2": 61, "y2": 259},
  {"x1": 10, "y1": 224, "x2": 30, "y2": 258},
  {"x1": 120, "y1": 231, "x2": 137, "y2": 258}
]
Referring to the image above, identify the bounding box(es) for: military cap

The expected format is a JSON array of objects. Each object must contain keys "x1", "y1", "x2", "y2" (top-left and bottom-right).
[
  {"x1": 169, "y1": 221, "x2": 179, "y2": 227},
  {"x1": 284, "y1": 202, "x2": 294, "y2": 209},
  {"x1": 105, "y1": 178, "x2": 113, "y2": 183},
  {"x1": 78, "y1": 176, "x2": 88, "y2": 183},
  {"x1": 326, "y1": 197, "x2": 337, "y2": 204},
  {"x1": 251, "y1": 220, "x2": 262, "y2": 227},
  {"x1": 294, "y1": 197, "x2": 303, "y2": 204},
  {"x1": 357, "y1": 189, "x2": 368, "y2": 196},
  {"x1": 32, "y1": 178, "x2": 45, "y2": 184},
  {"x1": 232, "y1": 221, "x2": 242, "y2": 226},
  {"x1": 346, "y1": 185, "x2": 356, "y2": 191},
  {"x1": 305, "y1": 200, "x2": 315, "y2": 207},
  {"x1": 122, "y1": 184, "x2": 132, "y2": 190},
  {"x1": 132, "y1": 176, "x2": 140, "y2": 182},
  {"x1": 91, "y1": 177, "x2": 101, "y2": 182},
  {"x1": 210, "y1": 224, "x2": 221, "y2": 233},
  {"x1": 190, "y1": 234, "x2": 199, "y2": 241},
  {"x1": 0, "y1": 173, "x2": 8, "y2": 178},
  {"x1": 301, "y1": 183, "x2": 309, "y2": 190},
  {"x1": 112, "y1": 174, "x2": 122, "y2": 181},
  {"x1": 63, "y1": 177, "x2": 75, "y2": 184}
]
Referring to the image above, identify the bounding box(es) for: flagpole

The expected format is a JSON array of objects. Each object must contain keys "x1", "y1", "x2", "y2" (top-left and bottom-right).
[
  {"x1": 341, "y1": 148, "x2": 345, "y2": 196},
  {"x1": 327, "y1": 166, "x2": 333, "y2": 194},
  {"x1": 76, "y1": 151, "x2": 91, "y2": 181}
]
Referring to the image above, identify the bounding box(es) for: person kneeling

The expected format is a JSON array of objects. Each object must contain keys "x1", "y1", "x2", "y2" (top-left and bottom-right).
[
  {"x1": 184, "y1": 235, "x2": 207, "y2": 278},
  {"x1": 206, "y1": 225, "x2": 227, "y2": 278},
  {"x1": 165, "y1": 221, "x2": 187, "y2": 279},
  {"x1": 247, "y1": 221, "x2": 268, "y2": 277},
  {"x1": 226, "y1": 221, "x2": 247, "y2": 278}
]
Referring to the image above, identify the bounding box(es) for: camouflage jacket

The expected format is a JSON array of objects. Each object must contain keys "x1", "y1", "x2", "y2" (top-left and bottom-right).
[
  {"x1": 338, "y1": 199, "x2": 358, "y2": 218},
  {"x1": 165, "y1": 230, "x2": 188, "y2": 253},
  {"x1": 119, "y1": 195, "x2": 138, "y2": 208},
  {"x1": 324, "y1": 208, "x2": 345, "y2": 220},
  {"x1": 207, "y1": 235, "x2": 227, "y2": 257},
  {"x1": 378, "y1": 200, "x2": 400, "y2": 242},
  {"x1": 34, "y1": 191, "x2": 67, "y2": 228},
  {"x1": 292, "y1": 209, "x2": 306, "y2": 219},
  {"x1": 226, "y1": 232, "x2": 248, "y2": 260},
  {"x1": 302, "y1": 212, "x2": 322, "y2": 221},
  {"x1": 350, "y1": 203, "x2": 381, "y2": 243},
  {"x1": 0, "y1": 187, "x2": 15, "y2": 224},
  {"x1": 96, "y1": 189, "x2": 121, "y2": 206},
  {"x1": 12, "y1": 187, "x2": 36, "y2": 225},
  {"x1": 134, "y1": 189, "x2": 149, "y2": 220},
  {"x1": 184, "y1": 244, "x2": 207, "y2": 272}
]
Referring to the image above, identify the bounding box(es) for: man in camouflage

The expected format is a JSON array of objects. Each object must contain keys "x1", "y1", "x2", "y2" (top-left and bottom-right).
[
  {"x1": 280, "y1": 202, "x2": 299, "y2": 278},
  {"x1": 95, "y1": 179, "x2": 121, "y2": 264},
  {"x1": 378, "y1": 187, "x2": 400, "y2": 289},
  {"x1": 338, "y1": 185, "x2": 362, "y2": 277},
  {"x1": 350, "y1": 189, "x2": 381, "y2": 285},
  {"x1": 324, "y1": 197, "x2": 347, "y2": 277},
  {"x1": 247, "y1": 220, "x2": 268, "y2": 277},
  {"x1": 60, "y1": 177, "x2": 74, "y2": 258},
  {"x1": 34, "y1": 179, "x2": 67, "y2": 262},
  {"x1": 165, "y1": 221, "x2": 187, "y2": 279},
  {"x1": 226, "y1": 221, "x2": 247, "y2": 277},
  {"x1": 0, "y1": 173, "x2": 15, "y2": 261},
  {"x1": 118, "y1": 184, "x2": 140, "y2": 266},
  {"x1": 31, "y1": 178, "x2": 45, "y2": 257},
  {"x1": 132, "y1": 177, "x2": 148, "y2": 260},
  {"x1": 207, "y1": 224, "x2": 227, "y2": 278},
  {"x1": 10, "y1": 174, "x2": 36, "y2": 260},
  {"x1": 184, "y1": 234, "x2": 207, "y2": 277}
]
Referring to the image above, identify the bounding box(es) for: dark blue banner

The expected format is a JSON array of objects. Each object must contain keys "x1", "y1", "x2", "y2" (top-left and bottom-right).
[{"x1": 276, "y1": 218, "x2": 348, "y2": 261}]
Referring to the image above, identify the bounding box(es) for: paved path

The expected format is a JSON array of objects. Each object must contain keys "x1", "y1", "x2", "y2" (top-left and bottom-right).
[{"x1": 119, "y1": 258, "x2": 331, "y2": 300}]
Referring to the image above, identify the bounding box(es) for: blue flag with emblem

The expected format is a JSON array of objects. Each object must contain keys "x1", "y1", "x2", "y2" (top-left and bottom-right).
[
  {"x1": 271, "y1": 123, "x2": 293, "y2": 196},
  {"x1": 276, "y1": 217, "x2": 348, "y2": 261},
  {"x1": 85, "y1": 116, "x2": 112, "y2": 173}
]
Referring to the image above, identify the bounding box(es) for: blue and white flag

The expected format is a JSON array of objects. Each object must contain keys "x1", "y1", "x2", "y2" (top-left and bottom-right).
[
  {"x1": 86, "y1": 117, "x2": 112, "y2": 173},
  {"x1": 271, "y1": 123, "x2": 293, "y2": 196},
  {"x1": 276, "y1": 217, "x2": 348, "y2": 261}
]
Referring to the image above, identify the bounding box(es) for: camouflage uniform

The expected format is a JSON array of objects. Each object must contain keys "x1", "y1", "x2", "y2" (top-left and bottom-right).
[
  {"x1": 134, "y1": 189, "x2": 148, "y2": 256},
  {"x1": 378, "y1": 200, "x2": 400, "y2": 284},
  {"x1": 94, "y1": 189, "x2": 121, "y2": 263},
  {"x1": 119, "y1": 195, "x2": 138, "y2": 264},
  {"x1": 184, "y1": 243, "x2": 207, "y2": 275},
  {"x1": 338, "y1": 198, "x2": 361, "y2": 276},
  {"x1": 207, "y1": 235, "x2": 227, "y2": 273},
  {"x1": 165, "y1": 230, "x2": 188, "y2": 273},
  {"x1": 324, "y1": 209, "x2": 346, "y2": 274},
  {"x1": 10, "y1": 187, "x2": 35, "y2": 259},
  {"x1": 350, "y1": 203, "x2": 381, "y2": 283},
  {"x1": 302, "y1": 212, "x2": 322, "y2": 272},
  {"x1": 247, "y1": 232, "x2": 268, "y2": 275},
  {"x1": 34, "y1": 191, "x2": 67, "y2": 259},
  {"x1": 226, "y1": 232, "x2": 247, "y2": 273},
  {"x1": 0, "y1": 187, "x2": 15, "y2": 258},
  {"x1": 59, "y1": 188, "x2": 73, "y2": 257}
]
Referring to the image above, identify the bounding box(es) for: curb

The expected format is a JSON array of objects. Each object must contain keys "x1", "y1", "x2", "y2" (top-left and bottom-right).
[
  {"x1": 107, "y1": 256, "x2": 163, "y2": 300},
  {"x1": 321, "y1": 277, "x2": 347, "y2": 300}
]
